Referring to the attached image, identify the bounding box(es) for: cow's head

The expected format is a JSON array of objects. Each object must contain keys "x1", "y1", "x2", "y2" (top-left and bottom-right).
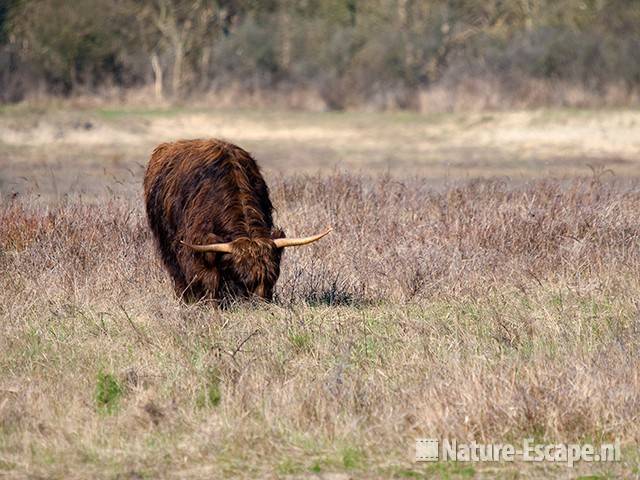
[{"x1": 182, "y1": 227, "x2": 332, "y2": 301}]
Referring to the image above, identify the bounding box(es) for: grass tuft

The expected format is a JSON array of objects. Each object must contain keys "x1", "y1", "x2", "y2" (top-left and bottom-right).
[
  {"x1": 195, "y1": 368, "x2": 222, "y2": 409},
  {"x1": 95, "y1": 371, "x2": 123, "y2": 414}
]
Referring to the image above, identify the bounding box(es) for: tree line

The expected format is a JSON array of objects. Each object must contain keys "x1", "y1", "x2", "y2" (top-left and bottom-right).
[{"x1": 1, "y1": 0, "x2": 639, "y2": 109}]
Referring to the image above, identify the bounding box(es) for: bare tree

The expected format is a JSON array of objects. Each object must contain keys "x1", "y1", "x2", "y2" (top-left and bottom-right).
[{"x1": 137, "y1": 0, "x2": 220, "y2": 98}]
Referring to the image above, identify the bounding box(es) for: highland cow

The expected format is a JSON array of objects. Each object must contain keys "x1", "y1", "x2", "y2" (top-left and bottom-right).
[{"x1": 143, "y1": 139, "x2": 331, "y2": 302}]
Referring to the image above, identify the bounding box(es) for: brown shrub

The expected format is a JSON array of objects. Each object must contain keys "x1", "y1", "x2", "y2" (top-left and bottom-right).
[{"x1": 2, "y1": 174, "x2": 640, "y2": 304}]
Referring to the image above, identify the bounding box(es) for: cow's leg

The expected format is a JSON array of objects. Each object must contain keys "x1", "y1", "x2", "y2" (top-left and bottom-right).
[
  {"x1": 158, "y1": 247, "x2": 191, "y2": 299},
  {"x1": 172, "y1": 276, "x2": 189, "y2": 298},
  {"x1": 178, "y1": 233, "x2": 222, "y2": 302}
]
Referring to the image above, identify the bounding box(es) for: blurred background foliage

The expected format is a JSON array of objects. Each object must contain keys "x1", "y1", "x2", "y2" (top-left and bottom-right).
[{"x1": 1, "y1": 0, "x2": 640, "y2": 109}]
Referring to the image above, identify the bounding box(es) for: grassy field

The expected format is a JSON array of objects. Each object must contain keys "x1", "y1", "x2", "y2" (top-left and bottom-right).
[
  {"x1": 1, "y1": 108, "x2": 640, "y2": 479},
  {"x1": 2, "y1": 106, "x2": 640, "y2": 200}
]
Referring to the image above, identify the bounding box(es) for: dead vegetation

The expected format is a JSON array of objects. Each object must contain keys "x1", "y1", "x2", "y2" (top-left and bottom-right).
[
  {"x1": 1, "y1": 174, "x2": 640, "y2": 478},
  {"x1": 3, "y1": 107, "x2": 640, "y2": 203}
]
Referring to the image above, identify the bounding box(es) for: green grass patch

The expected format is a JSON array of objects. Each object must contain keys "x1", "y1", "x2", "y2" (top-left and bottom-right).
[
  {"x1": 288, "y1": 331, "x2": 313, "y2": 353},
  {"x1": 277, "y1": 458, "x2": 304, "y2": 475},
  {"x1": 424, "y1": 462, "x2": 476, "y2": 479},
  {"x1": 95, "y1": 370, "x2": 123, "y2": 414},
  {"x1": 341, "y1": 446, "x2": 365, "y2": 470},
  {"x1": 96, "y1": 107, "x2": 203, "y2": 119},
  {"x1": 195, "y1": 368, "x2": 222, "y2": 409}
]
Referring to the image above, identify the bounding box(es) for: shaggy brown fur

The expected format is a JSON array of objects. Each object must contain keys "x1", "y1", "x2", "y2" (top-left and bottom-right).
[{"x1": 143, "y1": 139, "x2": 285, "y2": 302}]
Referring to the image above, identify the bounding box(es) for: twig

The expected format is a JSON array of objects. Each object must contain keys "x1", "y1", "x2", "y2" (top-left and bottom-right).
[
  {"x1": 120, "y1": 305, "x2": 153, "y2": 346},
  {"x1": 229, "y1": 329, "x2": 261, "y2": 359}
]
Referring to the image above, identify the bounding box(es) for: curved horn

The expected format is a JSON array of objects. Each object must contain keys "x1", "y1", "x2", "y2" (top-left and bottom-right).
[
  {"x1": 273, "y1": 227, "x2": 333, "y2": 248},
  {"x1": 181, "y1": 240, "x2": 233, "y2": 253}
]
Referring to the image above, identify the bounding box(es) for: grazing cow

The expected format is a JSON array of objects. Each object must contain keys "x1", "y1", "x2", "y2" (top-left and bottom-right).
[{"x1": 143, "y1": 139, "x2": 331, "y2": 302}]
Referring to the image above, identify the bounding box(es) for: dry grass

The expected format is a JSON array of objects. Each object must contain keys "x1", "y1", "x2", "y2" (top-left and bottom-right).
[
  {"x1": 1, "y1": 173, "x2": 640, "y2": 478},
  {"x1": 2, "y1": 107, "x2": 640, "y2": 202}
]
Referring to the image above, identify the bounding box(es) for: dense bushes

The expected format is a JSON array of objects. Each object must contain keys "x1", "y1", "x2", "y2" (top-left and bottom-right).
[{"x1": 1, "y1": 0, "x2": 640, "y2": 108}]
